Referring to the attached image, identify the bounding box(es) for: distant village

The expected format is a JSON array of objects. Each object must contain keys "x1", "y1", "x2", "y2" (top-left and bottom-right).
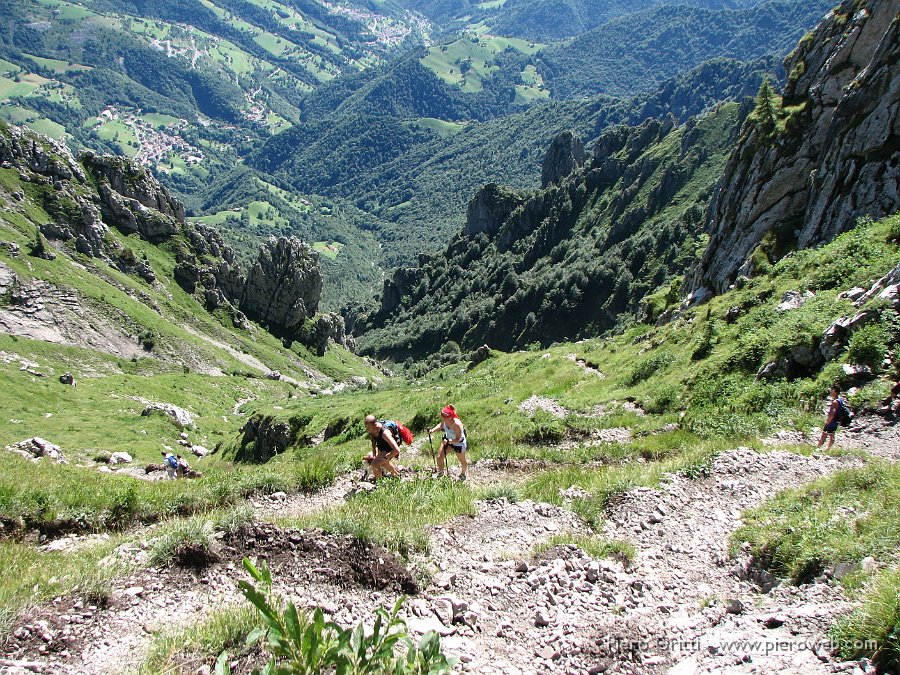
[{"x1": 93, "y1": 107, "x2": 205, "y2": 170}]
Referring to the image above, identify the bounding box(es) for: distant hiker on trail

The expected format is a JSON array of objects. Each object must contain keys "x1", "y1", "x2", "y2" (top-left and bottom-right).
[
  {"x1": 363, "y1": 415, "x2": 401, "y2": 481},
  {"x1": 176, "y1": 454, "x2": 190, "y2": 477},
  {"x1": 162, "y1": 450, "x2": 178, "y2": 479},
  {"x1": 880, "y1": 361, "x2": 900, "y2": 417},
  {"x1": 817, "y1": 385, "x2": 850, "y2": 450},
  {"x1": 429, "y1": 404, "x2": 468, "y2": 480}
]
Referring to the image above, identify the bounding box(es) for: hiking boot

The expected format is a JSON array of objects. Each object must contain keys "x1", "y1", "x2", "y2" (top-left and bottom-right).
[{"x1": 459, "y1": 473, "x2": 467, "y2": 481}]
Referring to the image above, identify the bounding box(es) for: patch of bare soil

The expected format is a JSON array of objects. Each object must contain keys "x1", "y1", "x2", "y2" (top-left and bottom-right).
[{"x1": 0, "y1": 525, "x2": 414, "y2": 675}]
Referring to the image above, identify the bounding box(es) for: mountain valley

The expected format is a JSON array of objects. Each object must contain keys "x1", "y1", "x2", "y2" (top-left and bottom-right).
[{"x1": 0, "y1": 0, "x2": 898, "y2": 674}]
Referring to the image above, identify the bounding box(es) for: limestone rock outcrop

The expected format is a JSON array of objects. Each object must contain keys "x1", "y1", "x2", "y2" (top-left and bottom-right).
[
  {"x1": 691, "y1": 0, "x2": 900, "y2": 294},
  {"x1": 541, "y1": 131, "x2": 586, "y2": 188},
  {"x1": 0, "y1": 123, "x2": 84, "y2": 181},
  {"x1": 301, "y1": 312, "x2": 355, "y2": 357},
  {"x1": 464, "y1": 184, "x2": 527, "y2": 238},
  {"x1": 174, "y1": 222, "x2": 246, "y2": 311},
  {"x1": 240, "y1": 236, "x2": 323, "y2": 334},
  {"x1": 82, "y1": 153, "x2": 185, "y2": 222}
]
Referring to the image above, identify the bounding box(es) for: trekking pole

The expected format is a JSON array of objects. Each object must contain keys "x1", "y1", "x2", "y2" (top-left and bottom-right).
[{"x1": 427, "y1": 431, "x2": 437, "y2": 471}]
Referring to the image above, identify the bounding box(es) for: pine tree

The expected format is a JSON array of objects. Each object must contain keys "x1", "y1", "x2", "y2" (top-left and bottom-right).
[{"x1": 754, "y1": 79, "x2": 778, "y2": 134}]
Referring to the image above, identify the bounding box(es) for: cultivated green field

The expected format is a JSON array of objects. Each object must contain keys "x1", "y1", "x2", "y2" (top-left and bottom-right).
[{"x1": 420, "y1": 31, "x2": 543, "y2": 93}]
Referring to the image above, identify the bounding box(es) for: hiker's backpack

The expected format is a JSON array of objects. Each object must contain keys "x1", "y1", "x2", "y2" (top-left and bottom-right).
[
  {"x1": 380, "y1": 420, "x2": 414, "y2": 445},
  {"x1": 165, "y1": 454, "x2": 178, "y2": 469},
  {"x1": 837, "y1": 398, "x2": 854, "y2": 427}
]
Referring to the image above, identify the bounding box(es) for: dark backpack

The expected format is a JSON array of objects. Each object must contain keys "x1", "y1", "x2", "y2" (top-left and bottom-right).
[
  {"x1": 837, "y1": 398, "x2": 854, "y2": 427},
  {"x1": 380, "y1": 420, "x2": 414, "y2": 445}
]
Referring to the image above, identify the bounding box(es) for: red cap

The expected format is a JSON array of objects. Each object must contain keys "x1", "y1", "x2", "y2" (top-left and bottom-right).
[{"x1": 441, "y1": 405, "x2": 459, "y2": 419}]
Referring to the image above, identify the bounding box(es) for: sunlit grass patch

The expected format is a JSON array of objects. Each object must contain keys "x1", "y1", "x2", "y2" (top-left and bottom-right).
[
  {"x1": 137, "y1": 603, "x2": 259, "y2": 674},
  {"x1": 522, "y1": 443, "x2": 724, "y2": 528},
  {"x1": 732, "y1": 461, "x2": 900, "y2": 586},
  {"x1": 830, "y1": 566, "x2": 900, "y2": 671},
  {"x1": 286, "y1": 478, "x2": 476, "y2": 557},
  {"x1": 533, "y1": 533, "x2": 635, "y2": 565},
  {"x1": 0, "y1": 537, "x2": 129, "y2": 636}
]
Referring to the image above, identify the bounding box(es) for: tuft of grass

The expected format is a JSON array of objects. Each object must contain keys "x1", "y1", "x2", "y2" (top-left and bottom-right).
[
  {"x1": 522, "y1": 442, "x2": 723, "y2": 519},
  {"x1": 138, "y1": 603, "x2": 259, "y2": 675},
  {"x1": 477, "y1": 484, "x2": 521, "y2": 502},
  {"x1": 148, "y1": 506, "x2": 252, "y2": 568},
  {"x1": 830, "y1": 566, "x2": 900, "y2": 670},
  {"x1": 534, "y1": 533, "x2": 635, "y2": 565},
  {"x1": 148, "y1": 516, "x2": 216, "y2": 568},
  {"x1": 288, "y1": 478, "x2": 476, "y2": 557},
  {"x1": 732, "y1": 462, "x2": 900, "y2": 585}
]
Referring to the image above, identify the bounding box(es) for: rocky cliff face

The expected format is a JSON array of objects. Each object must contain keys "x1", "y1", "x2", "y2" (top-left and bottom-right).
[
  {"x1": 691, "y1": 0, "x2": 900, "y2": 294},
  {"x1": 0, "y1": 122, "x2": 346, "y2": 355},
  {"x1": 175, "y1": 222, "x2": 246, "y2": 314},
  {"x1": 541, "y1": 131, "x2": 587, "y2": 188},
  {"x1": 463, "y1": 184, "x2": 527, "y2": 238},
  {"x1": 240, "y1": 236, "x2": 323, "y2": 335}
]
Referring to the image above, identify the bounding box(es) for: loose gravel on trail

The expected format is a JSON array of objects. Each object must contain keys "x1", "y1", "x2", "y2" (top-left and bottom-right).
[{"x1": 2, "y1": 417, "x2": 896, "y2": 675}]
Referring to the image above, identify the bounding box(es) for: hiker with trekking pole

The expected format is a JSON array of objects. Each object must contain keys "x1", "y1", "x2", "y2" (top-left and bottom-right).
[{"x1": 428, "y1": 404, "x2": 468, "y2": 481}]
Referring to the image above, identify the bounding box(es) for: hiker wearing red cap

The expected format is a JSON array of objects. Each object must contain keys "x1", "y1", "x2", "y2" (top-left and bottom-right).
[{"x1": 429, "y1": 405, "x2": 468, "y2": 480}]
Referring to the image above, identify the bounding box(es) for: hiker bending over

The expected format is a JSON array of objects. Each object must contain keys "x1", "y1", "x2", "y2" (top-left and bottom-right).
[
  {"x1": 429, "y1": 405, "x2": 468, "y2": 480},
  {"x1": 363, "y1": 415, "x2": 401, "y2": 480},
  {"x1": 161, "y1": 451, "x2": 178, "y2": 479},
  {"x1": 176, "y1": 454, "x2": 190, "y2": 477},
  {"x1": 817, "y1": 385, "x2": 846, "y2": 450}
]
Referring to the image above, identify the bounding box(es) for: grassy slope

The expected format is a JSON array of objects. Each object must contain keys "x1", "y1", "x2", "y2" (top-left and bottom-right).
[{"x1": 0, "y1": 202, "x2": 897, "y2": 660}]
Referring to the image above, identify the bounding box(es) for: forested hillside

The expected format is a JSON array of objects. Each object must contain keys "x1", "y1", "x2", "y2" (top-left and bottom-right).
[
  {"x1": 254, "y1": 58, "x2": 772, "y2": 265},
  {"x1": 533, "y1": 0, "x2": 833, "y2": 98},
  {"x1": 353, "y1": 103, "x2": 747, "y2": 362},
  {"x1": 0, "y1": 0, "x2": 832, "y2": 310}
]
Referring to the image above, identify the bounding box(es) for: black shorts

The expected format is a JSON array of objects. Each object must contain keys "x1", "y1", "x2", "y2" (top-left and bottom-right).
[
  {"x1": 824, "y1": 420, "x2": 838, "y2": 433},
  {"x1": 443, "y1": 437, "x2": 466, "y2": 453}
]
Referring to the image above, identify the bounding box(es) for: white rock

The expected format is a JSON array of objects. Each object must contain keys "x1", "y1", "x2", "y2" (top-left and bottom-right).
[
  {"x1": 408, "y1": 616, "x2": 456, "y2": 637},
  {"x1": 108, "y1": 452, "x2": 133, "y2": 465}
]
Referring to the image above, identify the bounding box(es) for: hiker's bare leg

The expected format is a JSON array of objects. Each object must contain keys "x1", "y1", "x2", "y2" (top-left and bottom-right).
[
  {"x1": 825, "y1": 432, "x2": 835, "y2": 450},
  {"x1": 817, "y1": 431, "x2": 827, "y2": 448},
  {"x1": 457, "y1": 451, "x2": 468, "y2": 478},
  {"x1": 437, "y1": 444, "x2": 448, "y2": 476},
  {"x1": 385, "y1": 458, "x2": 400, "y2": 477}
]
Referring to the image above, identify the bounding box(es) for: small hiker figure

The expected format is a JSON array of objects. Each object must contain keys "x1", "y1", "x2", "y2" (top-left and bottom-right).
[
  {"x1": 429, "y1": 404, "x2": 468, "y2": 480},
  {"x1": 363, "y1": 415, "x2": 401, "y2": 481},
  {"x1": 59, "y1": 372, "x2": 76, "y2": 387},
  {"x1": 176, "y1": 454, "x2": 190, "y2": 478},
  {"x1": 878, "y1": 361, "x2": 900, "y2": 418},
  {"x1": 162, "y1": 450, "x2": 178, "y2": 479},
  {"x1": 817, "y1": 385, "x2": 852, "y2": 450}
]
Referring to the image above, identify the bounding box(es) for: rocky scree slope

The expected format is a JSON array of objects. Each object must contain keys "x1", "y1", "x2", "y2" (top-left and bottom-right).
[
  {"x1": 0, "y1": 123, "x2": 352, "y2": 361},
  {"x1": 690, "y1": 0, "x2": 900, "y2": 294},
  {"x1": 2, "y1": 440, "x2": 891, "y2": 674}
]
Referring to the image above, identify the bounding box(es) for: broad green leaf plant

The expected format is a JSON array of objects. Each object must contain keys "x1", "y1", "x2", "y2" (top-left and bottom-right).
[{"x1": 216, "y1": 557, "x2": 457, "y2": 675}]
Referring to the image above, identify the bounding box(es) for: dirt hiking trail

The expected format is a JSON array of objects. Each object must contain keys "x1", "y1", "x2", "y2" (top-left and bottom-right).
[{"x1": 1, "y1": 417, "x2": 896, "y2": 674}]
